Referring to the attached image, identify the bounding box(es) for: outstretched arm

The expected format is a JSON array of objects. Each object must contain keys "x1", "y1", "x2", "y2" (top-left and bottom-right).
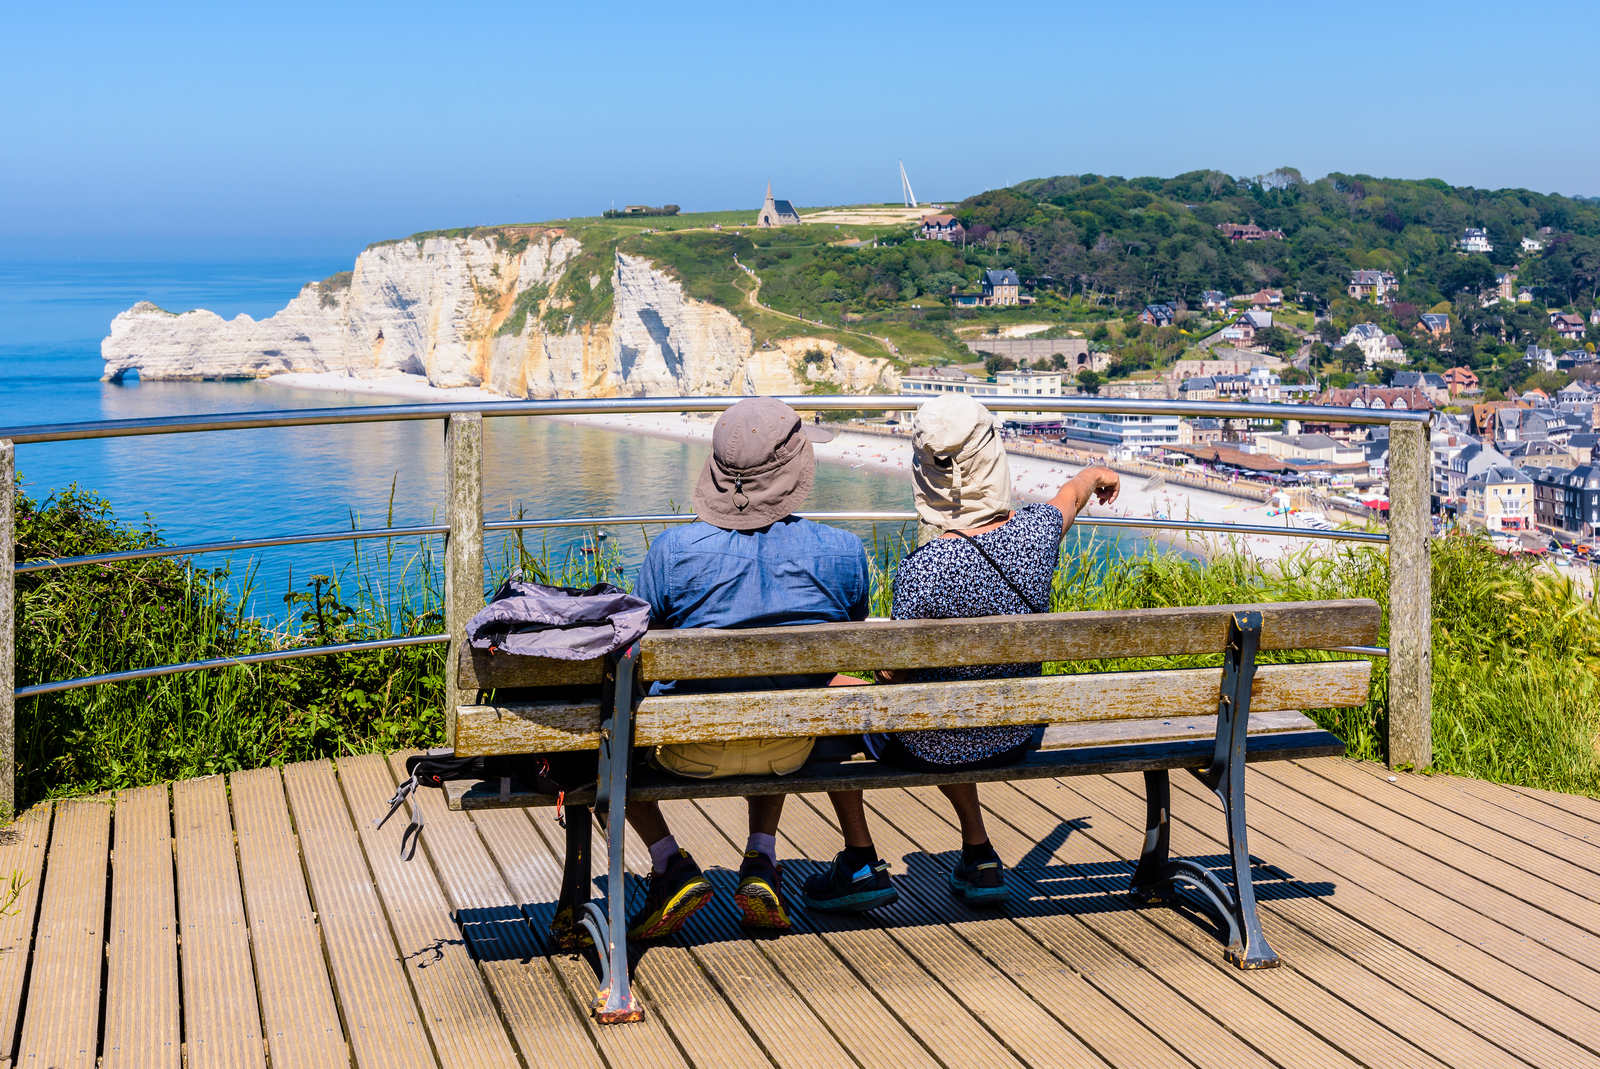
[{"x1": 1047, "y1": 465, "x2": 1121, "y2": 530}]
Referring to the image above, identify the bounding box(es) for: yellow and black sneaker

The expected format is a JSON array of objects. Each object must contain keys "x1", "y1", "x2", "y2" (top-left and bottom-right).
[
  {"x1": 734, "y1": 850, "x2": 793, "y2": 930},
  {"x1": 626, "y1": 849, "x2": 714, "y2": 941}
]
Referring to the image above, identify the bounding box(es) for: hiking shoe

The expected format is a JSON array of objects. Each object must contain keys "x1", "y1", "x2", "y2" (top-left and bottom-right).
[
  {"x1": 734, "y1": 851, "x2": 793, "y2": 930},
  {"x1": 549, "y1": 903, "x2": 594, "y2": 950},
  {"x1": 949, "y1": 855, "x2": 1009, "y2": 906},
  {"x1": 626, "y1": 850, "x2": 714, "y2": 941},
  {"x1": 800, "y1": 851, "x2": 898, "y2": 913}
]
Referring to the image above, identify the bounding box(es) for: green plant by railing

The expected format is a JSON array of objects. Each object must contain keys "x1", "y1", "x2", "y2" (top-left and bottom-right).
[{"x1": 12, "y1": 484, "x2": 1599, "y2": 808}]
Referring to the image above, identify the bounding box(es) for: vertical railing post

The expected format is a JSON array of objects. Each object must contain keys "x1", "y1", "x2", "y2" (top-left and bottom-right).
[
  {"x1": 0, "y1": 441, "x2": 13, "y2": 818},
  {"x1": 443, "y1": 414, "x2": 484, "y2": 746},
  {"x1": 1387, "y1": 419, "x2": 1432, "y2": 770}
]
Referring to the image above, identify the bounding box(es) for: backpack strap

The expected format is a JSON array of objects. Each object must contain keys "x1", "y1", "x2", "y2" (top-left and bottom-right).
[{"x1": 949, "y1": 529, "x2": 1046, "y2": 614}]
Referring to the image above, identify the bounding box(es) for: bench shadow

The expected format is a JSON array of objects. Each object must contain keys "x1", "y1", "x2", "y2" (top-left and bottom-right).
[{"x1": 487, "y1": 819, "x2": 1337, "y2": 990}]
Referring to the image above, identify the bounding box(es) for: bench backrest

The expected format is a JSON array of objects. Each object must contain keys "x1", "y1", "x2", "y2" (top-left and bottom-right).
[{"x1": 449, "y1": 599, "x2": 1379, "y2": 756}]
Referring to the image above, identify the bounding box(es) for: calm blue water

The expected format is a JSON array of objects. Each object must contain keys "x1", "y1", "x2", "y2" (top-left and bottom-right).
[{"x1": 0, "y1": 260, "x2": 926, "y2": 619}]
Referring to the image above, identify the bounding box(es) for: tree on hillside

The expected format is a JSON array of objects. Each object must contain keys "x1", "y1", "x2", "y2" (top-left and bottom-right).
[
  {"x1": 1076, "y1": 370, "x2": 1103, "y2": 394},
  {"x1": 1337, "y1": 344, "x2": 1367, "y2": 372}
]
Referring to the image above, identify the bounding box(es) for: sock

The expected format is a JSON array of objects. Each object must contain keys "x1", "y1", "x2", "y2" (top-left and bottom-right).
[
  {"x1": 962, "y1": 840, "x2": 999, "y2": 865},
  {"x1": 745, "y1": 832, "x2": 776, "y2": 861},
  {"x1": 843, "y1": 843, "x2": 878, "y2": 865},
  {"x1": 648, "y1": 834, "x2": 681, "y2": 875}
]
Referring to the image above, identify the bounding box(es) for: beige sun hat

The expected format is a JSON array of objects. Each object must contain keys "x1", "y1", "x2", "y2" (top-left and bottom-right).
[
  {"x1": 910, "y1": 393, "x2": 1011, "y2": 537},
  {"x1": 692, "y1": 397, "x2": 834, "y2": 531}
]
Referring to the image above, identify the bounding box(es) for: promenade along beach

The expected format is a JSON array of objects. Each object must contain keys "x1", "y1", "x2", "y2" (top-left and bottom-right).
[{"x1": 269, "y1": 370, "x2": 1320, "y2": 561}]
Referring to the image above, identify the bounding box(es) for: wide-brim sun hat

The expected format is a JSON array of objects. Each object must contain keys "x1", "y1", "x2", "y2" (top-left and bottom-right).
[
  {"x1": 692, "y1": 397, "x2": 834, "y2": 531},
  {"x1": 910, "y1": 393, "x2": 1011, "y2": 532}
]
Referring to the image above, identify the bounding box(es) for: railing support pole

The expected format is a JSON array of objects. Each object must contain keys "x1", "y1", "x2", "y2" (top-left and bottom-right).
[
  {"x1": 1387, "y1": 420, "x2": 1432, "y2": 770},
  {"x1": 0, "y1": 440, "x2": 13, "y2": 817},
  {"x1": 443, "y1": 414, "x2": 484, "y2": 746}
]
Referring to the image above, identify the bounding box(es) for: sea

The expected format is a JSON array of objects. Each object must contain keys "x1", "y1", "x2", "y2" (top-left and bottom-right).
[{"x1": 0, "y1": 259, "x2": 1145, "y2": 623}]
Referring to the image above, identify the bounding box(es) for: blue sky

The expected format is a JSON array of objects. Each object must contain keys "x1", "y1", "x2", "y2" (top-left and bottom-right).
[{"x1": 3, "y1": 0, "x2": 1596, "y2": 260}]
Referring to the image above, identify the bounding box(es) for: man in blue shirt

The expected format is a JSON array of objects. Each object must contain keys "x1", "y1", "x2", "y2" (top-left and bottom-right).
[{"x1": 624, "y1": 396, "x2": 869, "y2": 940}]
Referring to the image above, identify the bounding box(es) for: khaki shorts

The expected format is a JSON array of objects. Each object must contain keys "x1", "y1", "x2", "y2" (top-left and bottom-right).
[{"x1": 651, "y1": 737, "x2": 816, "y2": 780}]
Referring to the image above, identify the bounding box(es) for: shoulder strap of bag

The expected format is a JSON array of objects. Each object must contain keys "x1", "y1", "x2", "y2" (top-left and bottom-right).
[{"x1": 949, "y1": 529, "x2": 1047, "y2": 614}]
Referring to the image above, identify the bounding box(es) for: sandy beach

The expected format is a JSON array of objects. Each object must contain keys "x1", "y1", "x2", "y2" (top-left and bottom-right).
[{"x1": 265, "y1": 372, "x2": 1354, "y2": 562}]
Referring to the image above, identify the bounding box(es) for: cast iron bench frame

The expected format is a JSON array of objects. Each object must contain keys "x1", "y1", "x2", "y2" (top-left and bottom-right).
[{"x1": 444, "y1": 598, "x2": 1378, "y2": 1023}]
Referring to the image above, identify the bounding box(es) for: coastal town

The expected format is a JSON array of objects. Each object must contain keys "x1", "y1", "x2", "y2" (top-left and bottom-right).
[{"x1": 894, "y1": 209, "x2": 1600, "y2": 559}]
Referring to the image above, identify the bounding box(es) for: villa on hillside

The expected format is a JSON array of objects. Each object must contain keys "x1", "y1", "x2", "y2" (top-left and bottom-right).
[
  {"x1": 1216, "y1": 222, "x2": 1285, "y2": 242},
  {"x1": 918, "y1": 213, "x2": 966, "y2": 242},
  {"x1": 982, "y1": 269, "x2": 1027, "y2": 306},
  {"x1": 1551, "y1": 312, "x2": 1586, "y2": 341},
  {"x1": 1138, "y1": 302, "x2": 1177, "y2": 327},
  {"x1": 756, "y1": 182, "x2": 801, "y2": 227},
  {"x1": 1348, "y1": 270, "x2": 1399, "y2": 303},
  {"x1": 1200, "y1": 290, "x2": 1228, "y2": 311},
  {"x1": 1459, "y1": 227, "x2": 1493, "y2": 254},
  {"x1": 1418, "y1": 313, "x2": 1451, "y2": 340}
]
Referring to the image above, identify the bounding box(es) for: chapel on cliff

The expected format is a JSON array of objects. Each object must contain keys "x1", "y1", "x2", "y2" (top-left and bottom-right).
[{"x1": 756, "y1": 182, "x2": 801, "y2": 227}]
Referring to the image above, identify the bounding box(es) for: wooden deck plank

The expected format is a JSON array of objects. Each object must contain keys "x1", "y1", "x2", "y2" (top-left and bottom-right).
[
  {"x1": 512, "y1": 798, "x2": 779, "y2": 1069},
  {"x1": 1111, "y1": 768, "x2": 1600, "y2": 1069},
  {"x1": 1324, "y1": 759, "x2": 1600, "y2": 878},
  {"x1": 1245, "y1": 762, "x2": 1600, "y2": 961},
  {"x1": 0, "y1": 803, "x2": 51, "y2": 1064},
  {"x1": 814, "y1": 787, "x2": 1276, "y2": 1069},
  {"x1": 172, "y1": 776, "x2": 268, "y2": 1069},
  {"x1": 17, "y1": 798, "x2": 109, "y2": 1069},
  {"x1": 102, "y1": 786, "x2": 179, "y2": 1069},
  {"x1": 639, "y1": 799, "x2": 875, "y2": 1069},
  {"x1": 929, "y1": 780, "x2": 1355, "y2": 1069},
  {"x1": 695, "y1": 793, "x2": 1052, "y2": 1069},
  {"x1": 1295, "y1": 758, "x2": 1600, "y2": 900},
  {"x1": 813, "y1": 789, "x2": 1183, "y2": 1069},
  {"x1": 1256, "y1": 761, "x2": 1600, "y2": 930},
  {"x1": 1151, "y1": 763, "x2": 1600, "y2": 1031},
  {"x1": 336, "y1": 754, "x2": 520, "y2": 1066},
  {"x1": 1430, "y1": 769, "x2": 1600, "y2": 846},
  {"x1": 230, "y1": 767, "x2": 349, "y2": 1069},
  {"x1": 467, "y1": 806, "x2": 690, "y2": 1069},
  {"x1": 377, "y1": 753, "x2": 604, "y2": 1069},
  {"x1": 280, "y1": 760, "x2": 437, "y2": 1069},
  {"x1": 662, "y1": 798, "x2": 948, "y2": 1069},
  {"x1": 1047, "y1": 774, "x2": 1536, "y2": 1069}
]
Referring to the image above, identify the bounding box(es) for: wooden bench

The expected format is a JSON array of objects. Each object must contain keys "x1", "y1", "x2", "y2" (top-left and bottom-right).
[{"x1": 444, "y1": 598, "x2": 1378, "y2": 1023}]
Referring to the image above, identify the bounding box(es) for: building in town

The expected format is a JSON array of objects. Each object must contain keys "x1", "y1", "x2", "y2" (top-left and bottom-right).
[
  {"x1": 1443, "y1": 366, "x2": 1481, "y2": 396},
  {"x1": 1463, "y1": 465, "x2": 1532, "y2": 532},
  {"x1": 1216, "y1": 222, "x2": 1285, "y2": 242}
]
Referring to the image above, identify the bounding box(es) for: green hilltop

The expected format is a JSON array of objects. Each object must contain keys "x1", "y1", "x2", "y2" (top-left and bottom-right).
[{"x1": 371, "y1": 173, "x2": 1600, "y2": 396}]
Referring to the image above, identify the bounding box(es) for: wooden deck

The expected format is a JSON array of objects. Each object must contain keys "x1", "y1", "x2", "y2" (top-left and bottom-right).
[{"x1": 1, "y1": 754, "x2": 1598, "y2": 1068}]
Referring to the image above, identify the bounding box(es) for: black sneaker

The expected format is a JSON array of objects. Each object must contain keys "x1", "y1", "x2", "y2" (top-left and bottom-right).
[
  {"x1": 800, "y1": 851, "x2": 898, "y2": 912},
  {"x1": 949, "y1": 854, "x2": 1008, "y2": 906},
  {"x1": 734, "y1": 850, "x2": 793, "y2": 930},
  {"x1": 626, "y1": 849, "x2": 714, "y2": 941}
]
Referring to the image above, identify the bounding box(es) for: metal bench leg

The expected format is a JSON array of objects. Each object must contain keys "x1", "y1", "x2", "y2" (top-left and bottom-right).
[
  {"x1": 1129, "y1": 612, "x2": 1280, "y2": 970},
  {"x1": 550, "y1": 805, "x2": 592, "y2": 949},
  {"x1": 1128, "y1": 770, "x2": 1172, "y2": 902},
  {"x1": 1202, "y1": 611, "x2": 1279, "y2": 969},
  {"x1": 591, "y1": 642, "x2": 643, "y2": 1023}
]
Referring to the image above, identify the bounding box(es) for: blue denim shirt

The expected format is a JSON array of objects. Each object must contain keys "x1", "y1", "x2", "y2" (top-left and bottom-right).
[{"x1": 635, "y1": 517, "x2": 869, "y2": 693}]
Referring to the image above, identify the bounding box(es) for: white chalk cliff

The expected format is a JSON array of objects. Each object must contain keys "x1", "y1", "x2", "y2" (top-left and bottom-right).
[{"x1": 102, "y1": 230, "x2": 899, "y2": 399}]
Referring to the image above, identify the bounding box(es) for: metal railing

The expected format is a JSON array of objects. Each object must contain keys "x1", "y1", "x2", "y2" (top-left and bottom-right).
[{"x1": 0, "y1": 394, "x2": 1434, "y2": 809}]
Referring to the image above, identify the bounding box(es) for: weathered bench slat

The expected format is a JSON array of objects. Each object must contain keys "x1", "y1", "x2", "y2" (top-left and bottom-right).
[
  {"x1": 446, "y1": 724, "x2": 1343, "y2": 810},
  {"x1": 452, "y1": 659, "x2": 1370, "y2": 755},
  {"x1": 456, "y1": 599, "x2": 1381, "y2": 690}
]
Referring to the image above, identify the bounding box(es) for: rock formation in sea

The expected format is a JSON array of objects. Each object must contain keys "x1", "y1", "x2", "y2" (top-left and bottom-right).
[{"x1": 101, "y1": 229, "x2": 899, "y2": 398}]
